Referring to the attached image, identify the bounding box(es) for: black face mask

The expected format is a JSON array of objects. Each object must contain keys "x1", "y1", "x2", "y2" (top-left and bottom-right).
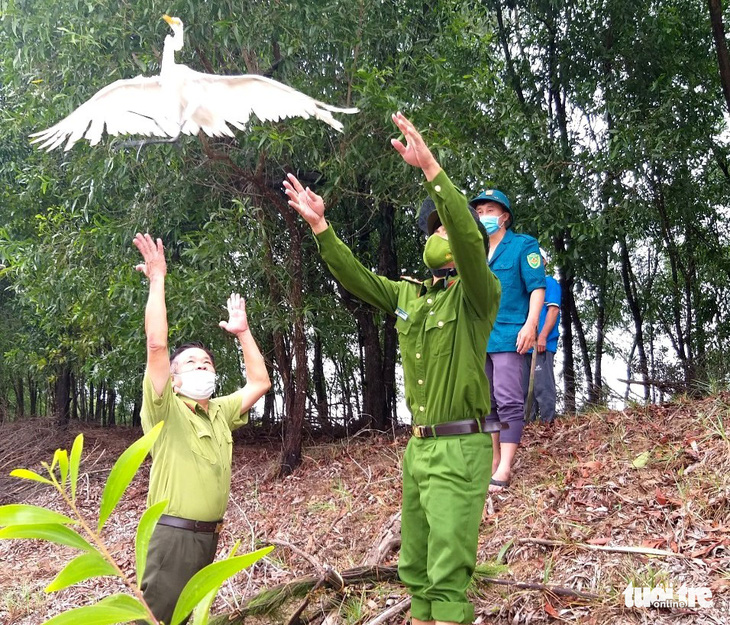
[{"x1": 431, "y1": 267, "x2": 458, "y2": 280}]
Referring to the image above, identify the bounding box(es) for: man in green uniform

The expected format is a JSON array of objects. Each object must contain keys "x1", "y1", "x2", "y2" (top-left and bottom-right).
[
  {"x1": 283, "y1": 112, "x2": 501, "y2": 625},
  {"x1": 133, "y1": 232, "x2": 271, "y2": 625}
]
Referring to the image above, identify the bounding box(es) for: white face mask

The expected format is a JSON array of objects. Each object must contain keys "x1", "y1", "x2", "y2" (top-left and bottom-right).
[{"x1": 175, "y1": 370, "x2": 217, "y2": 400}]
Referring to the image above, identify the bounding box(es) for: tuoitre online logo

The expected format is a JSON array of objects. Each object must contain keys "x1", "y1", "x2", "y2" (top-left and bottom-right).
[{"x1": 623, "y1": 583, "x2": 713, "y2": 609}]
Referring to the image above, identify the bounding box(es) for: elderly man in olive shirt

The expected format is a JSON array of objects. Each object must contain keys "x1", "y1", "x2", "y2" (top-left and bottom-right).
[
  {"x1": 284, "y1": 113, "x2": 501, "y2": 625},
  {"x1": 133, "y1": 233, "x2": 270, "y2": 625}
]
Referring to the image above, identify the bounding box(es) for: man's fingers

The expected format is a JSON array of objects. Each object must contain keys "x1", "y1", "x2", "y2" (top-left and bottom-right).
[
  {"x1": 286, "y1": 173, "x2": 306, "y2": 193},
  {"x1": 219, "y1": 320, "x2": 228, "y2": 330},
  {"x1": 305, "y1": 188, "x2": 317, "y2": 201},
  {"x1": 391, "y1": 138, "x2": 406, "y2": 155},
  {"x1": 134, "y1": 263, "x2": 146, "y2": 273}
]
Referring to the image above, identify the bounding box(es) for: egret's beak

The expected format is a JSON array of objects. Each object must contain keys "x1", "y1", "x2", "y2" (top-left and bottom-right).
[{"x1": 162, "y1": 15, "x2": 175, "y2": 26}]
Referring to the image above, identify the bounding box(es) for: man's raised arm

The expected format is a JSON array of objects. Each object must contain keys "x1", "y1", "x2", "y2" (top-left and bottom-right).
[
  {"x1": 133, "y1": 233, "x2": 170, "y2": 397},
  {"x1": 390, "y1": 112, "x2": 498, "y2": 318},
  {"x1": 219, "y1": 293, "x2": 271, "y2": 414}
]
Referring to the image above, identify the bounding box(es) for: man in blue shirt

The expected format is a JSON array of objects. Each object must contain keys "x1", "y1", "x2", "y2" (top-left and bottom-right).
[
  {"x1": 471, "y1": 190, "x2": 545, "y2": 492},
  {"x1": 524, "y1": 250, "x2": 561, "y2": 422}
]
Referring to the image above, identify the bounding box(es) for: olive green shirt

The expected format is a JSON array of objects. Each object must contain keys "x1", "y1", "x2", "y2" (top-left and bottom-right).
[
  {"x1": 316, "y1": 169, "x2": 501, "y2": 425},
  {"x1": 141, "y1": 374, "x2": 249, "y2": 521}
]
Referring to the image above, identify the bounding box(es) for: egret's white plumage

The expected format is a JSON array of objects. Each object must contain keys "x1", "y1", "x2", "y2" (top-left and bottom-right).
[{"x1": 30, "y1": 15, "x2": 358, "y2": 151}]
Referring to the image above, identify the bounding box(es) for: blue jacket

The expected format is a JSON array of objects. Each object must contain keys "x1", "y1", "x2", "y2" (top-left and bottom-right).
[{"x1": 487, "y1": 229, "x2": 546, "y2": 352}]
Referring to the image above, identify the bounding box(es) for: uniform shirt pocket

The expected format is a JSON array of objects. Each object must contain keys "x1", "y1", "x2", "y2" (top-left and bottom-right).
[
  {"x1": 424, "y1": 306, "x2": 457, "y2": 356},
  {"x1": 191, "y1": 427, "x2": 218, "y2": 465}
]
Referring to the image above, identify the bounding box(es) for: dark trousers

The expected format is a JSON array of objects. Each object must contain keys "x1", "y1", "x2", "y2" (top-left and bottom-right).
[
  {"x1": 522, "y1": 351, "x2": 557, "y2": 422},
  {"x1": 139, "y1": 523, "x2": 219, "y2": 625}
]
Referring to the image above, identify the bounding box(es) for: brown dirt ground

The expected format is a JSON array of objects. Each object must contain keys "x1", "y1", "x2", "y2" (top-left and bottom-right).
[{"x1": 1, "y1": 394, "x2": 729, "y2": 625}]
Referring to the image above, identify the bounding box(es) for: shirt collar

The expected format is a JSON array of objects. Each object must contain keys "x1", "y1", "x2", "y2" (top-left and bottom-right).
[{"x1": 179, "y1": 396, "x2": 218, "y2": 419}]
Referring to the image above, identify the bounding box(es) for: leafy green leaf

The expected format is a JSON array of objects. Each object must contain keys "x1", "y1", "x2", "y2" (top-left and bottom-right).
[
  {"x1": 0, "y1": 523, "x2": 94, "y2": 551},
  {"x1": 97, "y1": 421, "x2": 163, "y2": 532},
  {"x1": 9, "y1": 469, "x2": 54, "y2": 485},
  {"x1": 171, "y1": 546, "x2": 274, "y2": 625},
  {"x1": 0, "y1": 504, "x2": 76, "y2": 526},
  {"x1": 54, "y1": 449, "x2": 69, "y2": 487},
  {"x1": 496, "y1": 538, "x2": 514, "y2": 564},
  {"x1": 42, "y1": 593, "x2": 150, "y2": 625},
  {"x1": 191, "y1": 540, "x2": 241, "y2": 625},
  {"x1": 632, "y1": 451, "x2": 651, "y2": 469},
  {"x1": 69, "y1": 434, "x2": 84, "y2": 502},
  {"x1": 45, "y1": 551, "x2": 120, "y2": 592},
  {"x1": 135, "y1": 499, "x2": 168, "y2": 586}
]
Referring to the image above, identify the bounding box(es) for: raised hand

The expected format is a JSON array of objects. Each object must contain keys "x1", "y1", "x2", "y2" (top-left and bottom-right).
[
  {"x1": 283, "y1": 173, "x2": 328, "y2": 233},
  {"x1": 132, "y1": 233, "x2": 166, "y2": 280},
  {"x1": 390, "y1": 112, "x2": 440, "y2": 179},
  {"x1": 219, "y1": 292, "x2": 250, "y2": 335}
]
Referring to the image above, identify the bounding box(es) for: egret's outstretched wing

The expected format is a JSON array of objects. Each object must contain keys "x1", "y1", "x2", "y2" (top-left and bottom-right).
[
  {"x1": 30, "y1": 76, "x2": 178, "y2": 151},
  {"x1": 180, "y1": 72, "x2": 359, "y2": 136}
]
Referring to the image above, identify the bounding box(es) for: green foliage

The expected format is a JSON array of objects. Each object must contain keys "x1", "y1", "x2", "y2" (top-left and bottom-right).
[
  {"x1": 1, "y1": 424, "x2": 274, "y2": 624},
  {"x1": 45, "y1": 552, "x2": 120, "y2": 593},
  {"x1": 0, "y1": 523, "x2": 94, "y2": 552},
  {"x1": 98, "y1": 421, "x2": 163, "y2": 531},
  {"x1": 1, "y1": 0, "x2": 730, "y2": 425},
  {"x1": 0, "y1": 503, "x2": 76, "y2": 525},
  {"x1": 171, "y1": 545, "x2": 274, "y2": 625},
  {"x1": 135, "y1": 499, "x2": 169, "y2": 586},
  {"x1": 42, "y1": 594, "x2": 150, "y2": 625}
]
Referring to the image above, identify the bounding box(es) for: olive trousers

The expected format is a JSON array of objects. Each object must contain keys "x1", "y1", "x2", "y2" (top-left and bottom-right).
[
  {"x1": 139, "y1": 524, "x2": 219, "y2": 625},
  {"x1": 398, "y1": 433, "x2": 492, "y2": 624}
]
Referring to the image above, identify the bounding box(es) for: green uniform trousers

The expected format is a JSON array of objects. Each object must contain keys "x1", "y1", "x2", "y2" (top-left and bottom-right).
[
  {"x1": 399, "y1": 433, "x2": 492, "y2": 624},
  {"x1": 139, "y1": 524, "x2": 219, "y2": 625}
]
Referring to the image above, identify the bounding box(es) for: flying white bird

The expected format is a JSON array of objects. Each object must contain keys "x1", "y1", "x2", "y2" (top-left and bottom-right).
[{"x1": 30, "y1": 15, "x2": 358, "y2": 151}]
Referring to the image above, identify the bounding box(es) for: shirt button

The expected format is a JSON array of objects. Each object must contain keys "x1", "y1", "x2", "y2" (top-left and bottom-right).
[
  {"x1": 416, "y1": 353, "x2": 421, "y2": 359},
  {"x1": 418, "y1": 379, "x2": 423, "y2": 385},
  {"x1": 438, "y1": 321, "x2": 444, "y2": 327},
  {"x1": 434, "y1": 185, "x2": 441, "y2": 192},
  {"x1": 427, "y1": 298, "x2": 433, "y2": 304},
  {"x1": 419, "y1": 405, "x2": 425, "y2": 412},
  {"x1": 429, "y1": 311, "x2": 435, "y2": 315}
]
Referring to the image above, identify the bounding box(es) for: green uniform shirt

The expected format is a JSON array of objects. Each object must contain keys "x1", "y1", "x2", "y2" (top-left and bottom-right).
[
  {"x1": 316, "y1": 169, "x2": 501, "y2": 425},
  {"x1": 141, "y1": 374, "x2": 249, "y2": 521}
]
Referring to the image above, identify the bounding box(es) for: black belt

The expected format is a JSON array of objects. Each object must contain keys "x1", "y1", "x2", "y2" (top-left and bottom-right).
[
  {"x1": 412, "y1": 417, "x2": 507, "y2": 438},
  {"x1": 158, "y1": 514, "x2": 223, "y2": 534}
]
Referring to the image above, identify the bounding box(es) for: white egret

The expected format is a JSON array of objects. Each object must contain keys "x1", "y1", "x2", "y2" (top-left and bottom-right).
[{"x1": 30, "y1": 15, "x2": 358, "y2": 151}]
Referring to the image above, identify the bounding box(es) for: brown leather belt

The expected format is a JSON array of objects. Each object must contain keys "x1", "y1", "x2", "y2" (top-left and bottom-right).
[
  {"x1": 412, "y1": 417, "x2": 507, "y2": 438},
  {"x1": 158, "y1": 514, "x2": 223, "y2": 534}
]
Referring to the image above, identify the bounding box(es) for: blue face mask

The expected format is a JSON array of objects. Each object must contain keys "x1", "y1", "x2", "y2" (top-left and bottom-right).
[{"x1": 479, "y1": 215, "x2": 502, "y2": 235}]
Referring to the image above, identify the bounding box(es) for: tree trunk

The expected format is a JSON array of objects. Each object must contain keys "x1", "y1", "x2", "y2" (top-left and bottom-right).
[
  {"x1": 709, "y1": 0, "x2": 730, "y2": 116},
  {"x1": 567, "y1": 286, "x2": 594, "y2": 406},
  {"x1": 590, "y1": 249, "x2": 607, "y2": 406},
  {"x1": 13, "y1": 378, "x2": 24, "y2": 418},
  {"x1": 652, "y1": 178, "x2": 691, "y2": 384},
  {"x1": 88, "y1": 381, "x2": 95, "y2": 421},
  {"x1": 28, "y1": 376, "x2": 37, "y2": 416},
  {"x1": 107, "y1": 386, "x2": 116, "y2": 426},
  {"x1": 131, "y1": 393, "x2": 142, "y2": 428},
  {"x1": 262, "y1": 389, "x2": 275, "y2": 427},
  {"x1": 70, "y1": 373, "x2": 78, "y2": 421},
  {"x1": 356, "y1": 309, "x2": 389, "y2": 430},
  {"x1": 618, "y1": 236, "x2": 650, "y2": 400},
  {"x1": 377, "y1": 201, "x2": 399, "y2": 428},
  {"x1": 94, "y1": 382, "x2": 104, "y2": 423},
  {"x1": 54, "y1": 365, "x2": 72, "y2": 427},
  {"x1": 79, "y1": 381, "x2": 88, "y2": 421},
  {"x1": 312, "y1": 331, "x2": 330, "y2": 432},
  {"x1": 555, "y1": 237, "x2": 576, "y2": 414}
]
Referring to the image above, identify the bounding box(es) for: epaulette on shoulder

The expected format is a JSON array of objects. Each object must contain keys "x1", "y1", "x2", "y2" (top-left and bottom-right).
[
  {"x1": 514, "y1": 232, "x2": 539, "y2": 244},
  {"x1": 400, "y1": 275, "x2": 423, "y2": 285}
]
